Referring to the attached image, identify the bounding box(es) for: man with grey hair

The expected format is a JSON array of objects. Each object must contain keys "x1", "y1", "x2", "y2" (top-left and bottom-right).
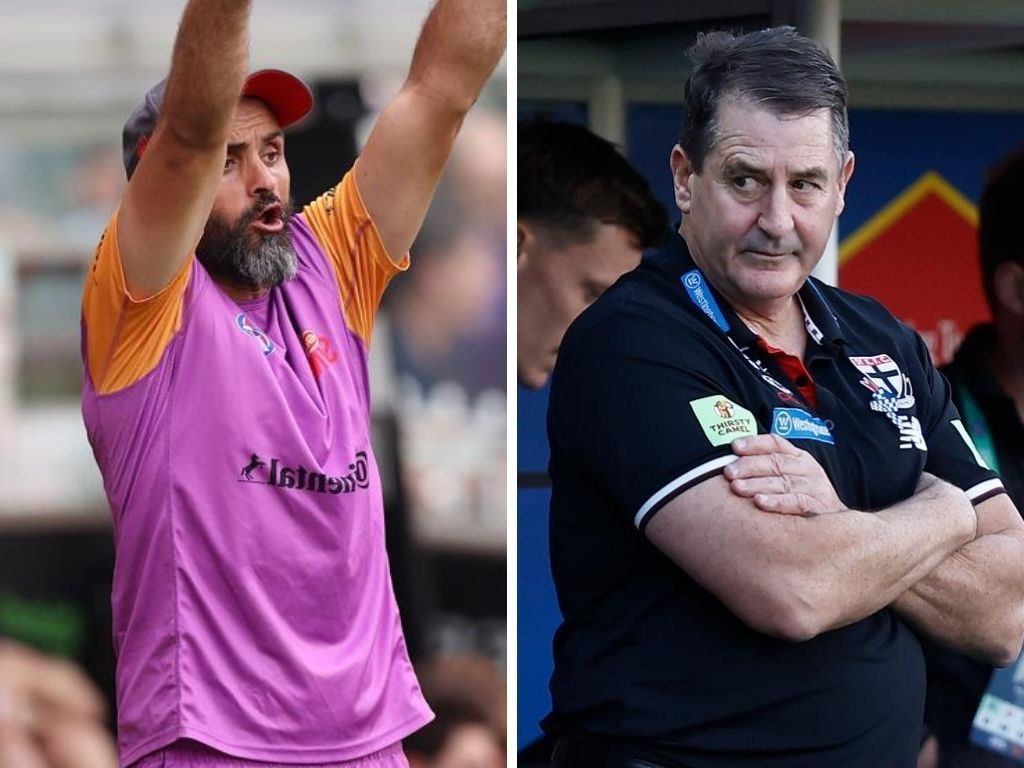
[
  {"x1": 80, "y1": 0, "x2": 504, "y2": 766},
  {"x1": 543, "y1": 26, "x2": 1024, "y2": 768}
]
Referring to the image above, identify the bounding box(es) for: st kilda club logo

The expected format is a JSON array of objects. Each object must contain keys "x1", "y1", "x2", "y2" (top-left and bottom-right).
[{"x1": 239, "y1": 451, "x2": 370, "y2": 494}]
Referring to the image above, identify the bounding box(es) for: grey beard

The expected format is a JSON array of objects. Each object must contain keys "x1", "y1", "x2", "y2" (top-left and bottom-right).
[{"x1": 196, "y1": 199, "x2": 298, "y2": 290}]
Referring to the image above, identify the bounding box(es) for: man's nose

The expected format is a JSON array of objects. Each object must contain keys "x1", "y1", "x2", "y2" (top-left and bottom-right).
[
  {"x1": 248, "y1": 158, "x2": 277, "y2": 196},
  {"x1": 757, "y1": 185, "x2": 795, "y2": 240}
]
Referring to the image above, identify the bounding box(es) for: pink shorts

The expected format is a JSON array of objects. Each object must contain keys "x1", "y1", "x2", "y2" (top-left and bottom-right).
[{"x1": 129, "y1": 740, "x2": 410, "y2": 768}]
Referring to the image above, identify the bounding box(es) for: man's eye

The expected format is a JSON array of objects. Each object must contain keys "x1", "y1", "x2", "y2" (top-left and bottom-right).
[
  {"x1": 731, "y1": 176, "x2": 763, "y2": 193},
  {"x1": 224, "y1": 157, "x2": 237, "y2": 171}
]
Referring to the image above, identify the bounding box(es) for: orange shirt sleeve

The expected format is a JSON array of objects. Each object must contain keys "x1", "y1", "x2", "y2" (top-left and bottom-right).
[
  {"x1": 81, "y1": 208, "x2": 191, "y2": 395},
  {"x1": 301, "y1": 165, "x2": 408, "y2": 347}
]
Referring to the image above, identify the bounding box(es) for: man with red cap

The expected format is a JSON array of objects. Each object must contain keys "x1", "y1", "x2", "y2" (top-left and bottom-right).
[{"x1": 79, "y1": 1, "x2": 505, "y2": 766}]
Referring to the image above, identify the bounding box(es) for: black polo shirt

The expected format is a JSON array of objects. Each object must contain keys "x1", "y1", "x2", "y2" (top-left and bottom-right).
[{"x1": 543, "y1": 233, "x2": 1003, "y2": 768}]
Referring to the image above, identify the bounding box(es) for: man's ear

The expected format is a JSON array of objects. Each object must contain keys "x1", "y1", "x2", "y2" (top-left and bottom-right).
[
  {"x1": 517, "y1": 220, "x2": 531, "y2": 263},
  {"x1": 834, "y1": 151, "x2": 856, "y2": 217},
  {"x1": 993, "y1": 260, "x2": 1024, "y2": 318},
  {"x1": 671, "y1": 145, "x2": 695, "y2": 215}
]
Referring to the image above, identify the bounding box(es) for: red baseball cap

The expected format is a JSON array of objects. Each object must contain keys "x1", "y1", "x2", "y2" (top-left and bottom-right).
[
  {"x1": 123, "y1": 69, "x2": 314, "y2": 179},
  {"x1": 240, "y1": 69, "x2": 314, "y2": 130}
]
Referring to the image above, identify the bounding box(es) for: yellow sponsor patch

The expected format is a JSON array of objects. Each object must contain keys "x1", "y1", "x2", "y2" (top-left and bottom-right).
[{"x1": 689, "y1": 395, "x2": 758, "y2": 446}]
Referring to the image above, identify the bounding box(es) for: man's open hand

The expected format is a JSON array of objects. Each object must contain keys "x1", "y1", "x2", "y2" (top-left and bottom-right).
[{"x1": 725, "y1": 434, "x2": 845, "y2": 516}]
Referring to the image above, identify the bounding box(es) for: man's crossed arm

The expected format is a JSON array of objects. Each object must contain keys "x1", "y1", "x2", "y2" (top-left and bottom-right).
[{"x1": 646, "y1": 434, "x2": 1024, "y2": 665}]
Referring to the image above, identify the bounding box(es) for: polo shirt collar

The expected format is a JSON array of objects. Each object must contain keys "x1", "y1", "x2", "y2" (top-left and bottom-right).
[{"x1": 660, "y1": 232, "x2": 846, "y2": 353}]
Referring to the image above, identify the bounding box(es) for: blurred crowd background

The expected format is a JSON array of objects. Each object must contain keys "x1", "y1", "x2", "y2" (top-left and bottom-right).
[{"x1": 0, "y1": 1, "x2": 506, "y2": 765}]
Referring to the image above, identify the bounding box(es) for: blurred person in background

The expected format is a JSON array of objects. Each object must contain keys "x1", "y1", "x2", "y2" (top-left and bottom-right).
[
  {"x1": 404, "y1": 654, "x2": 505, "y2": 768},
  {"x1": 384, "y1": 108, "x2": 506, "y2": 400},
  {"x1": 444, "y1": 110, "x2": 506, "y2": 383},
  {"x1": 79, "y1": 1, "x2": 504, "y2": 767},
  {"x1": 918, "y1": 147, "x2": 1024, "y2": 768},
  {"x1": 516, "y1": 120, "x2": 667, "y2": 390},
  {"x1": 386, "y1": 193, "x2": 504, "y2": 398},
  {"x1": 415, "y1": 654, "x2": 506, "y2": 748},
  {"x1": 447, "y1": 110, "x2": 505, "y2": 243},
  {"x1": 402, "y1": 699, "x2": 503, "y2": 768},
  {"x1": 0, "y1": 640, "x2": 115, "y2": 768}
]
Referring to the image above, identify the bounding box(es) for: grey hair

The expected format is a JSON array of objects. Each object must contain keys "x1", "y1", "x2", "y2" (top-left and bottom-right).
[{"x1": 680, "y1": 26, "x2": 849, "y2": 171}]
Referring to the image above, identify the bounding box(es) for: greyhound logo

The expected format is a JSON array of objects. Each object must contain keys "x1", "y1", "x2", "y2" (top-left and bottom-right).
[{"x1": 240, "y1": 453, "x2": 266, "y2": 482}]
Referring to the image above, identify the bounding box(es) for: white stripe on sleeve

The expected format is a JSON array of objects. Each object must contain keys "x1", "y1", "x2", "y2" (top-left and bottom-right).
[
  {"x1": 634, "y1": 454, "x2": 739, "y2": 529},
  {"x1": 965, "y1": 478, "x2": 1004, "y2": 503}
]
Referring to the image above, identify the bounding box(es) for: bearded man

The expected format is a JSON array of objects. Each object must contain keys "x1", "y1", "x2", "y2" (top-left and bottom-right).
[{"x1": 79, "y1": 1, "x2": 505, "y2": 766}]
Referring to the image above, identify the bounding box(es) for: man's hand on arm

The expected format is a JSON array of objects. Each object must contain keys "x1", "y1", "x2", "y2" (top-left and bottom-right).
[
  {"x1": 117, "y1": 0, "x2": 253, "y2": 298},
  {"x1": 356, "y1": 0, "x2": 506, "y2": 259},
  {"x1": 724, "y1": 434, "x2": 845, "y2": 516},
  {"x1": 644, "y1": 434, "x2": 976, "y2": 642},
  {"x1": 728, "y1": 434, "x2": 1024, "y2": 665}
]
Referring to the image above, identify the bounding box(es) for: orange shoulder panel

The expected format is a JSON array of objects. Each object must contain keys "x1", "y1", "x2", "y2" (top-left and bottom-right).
[
  {"x1": 81, "y1": 208, "x2": 191, "y2": 394},
  {"x1": 301, "y1": 166, "x2": 409, "y2": 346}
]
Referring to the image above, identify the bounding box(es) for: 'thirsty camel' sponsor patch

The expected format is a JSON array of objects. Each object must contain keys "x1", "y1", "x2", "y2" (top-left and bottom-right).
[{"x1": 689, "y1": 395, "x2": 758, "y2": 447}]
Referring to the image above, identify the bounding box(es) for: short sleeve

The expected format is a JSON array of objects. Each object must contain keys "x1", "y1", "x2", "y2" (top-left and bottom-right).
[
  {"x1": 81, "y1": 207, "x2": 191, "y2": 394},
  {"x1": 915, "y1": 332, "x2": 1005, "y2": 504},
  {"x1": 548, "y1": 306, "x2": 761, "y2": 533},
  {"x1": 301, "y1": 165, "x2": 408, "y2": 347}
]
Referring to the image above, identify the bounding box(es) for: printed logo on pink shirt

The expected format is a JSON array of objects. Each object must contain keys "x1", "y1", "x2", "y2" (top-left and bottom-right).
[
  {"x1": 236, "y1": 313, "x2": 276, "y2": 355},
  {"x1": 302, "y1": 329, "x2": 339, "y2": 378},
  {"x1": 239, "y1": 451, "x2": 370, "y2": 494}
]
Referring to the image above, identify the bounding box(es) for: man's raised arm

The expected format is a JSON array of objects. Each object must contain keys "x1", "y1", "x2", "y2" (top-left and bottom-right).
[
  {"x1": 356, "y1": 0, "x2": 506, "y2": 260},
  {"x1": 118, "y1": 0, "x2": 252, "y2": 298}
]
